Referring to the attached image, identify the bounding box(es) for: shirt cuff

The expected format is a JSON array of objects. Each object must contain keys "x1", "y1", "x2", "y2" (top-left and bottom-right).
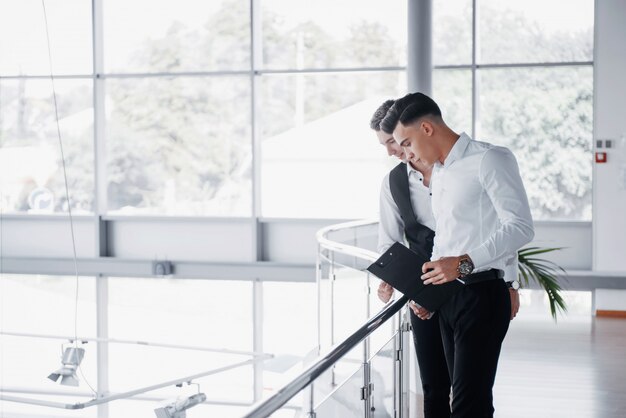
[
  {"x1": 466, "y1": 245, "x2": 491, "y2": 270},
  {"x1": 409, "y1": 300, "x2": 435, "y2": 319}
]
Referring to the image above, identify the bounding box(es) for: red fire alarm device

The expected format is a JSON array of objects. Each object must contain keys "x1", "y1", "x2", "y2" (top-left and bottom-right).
[{"x1": 595, "y1": 152, "x2": 607, "y2": 163}]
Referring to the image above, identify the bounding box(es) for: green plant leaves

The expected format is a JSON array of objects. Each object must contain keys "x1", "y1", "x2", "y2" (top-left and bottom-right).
[{"x1": 518, "y1": 247, "x2": 568, "y2": 320}]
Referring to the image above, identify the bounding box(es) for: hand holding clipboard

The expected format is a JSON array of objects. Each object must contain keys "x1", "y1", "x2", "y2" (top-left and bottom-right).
[{"x1": 367, "y1": 242, "x2": 464, "y2": 312}]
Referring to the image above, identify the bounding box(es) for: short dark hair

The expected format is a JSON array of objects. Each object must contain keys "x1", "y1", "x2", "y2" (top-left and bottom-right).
[
  {"x1": 370, "y1": 99, "x2": 396, "y2": 131},
  {"x1": 380, "y1": 92, "x2": 442, "y2": 134}
]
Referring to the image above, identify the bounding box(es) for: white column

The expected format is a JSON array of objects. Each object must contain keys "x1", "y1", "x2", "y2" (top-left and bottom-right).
[
  {"x1": 92, "y1": 1, "x2": 110, "y2": 416},
  {"x1": 96, "y1": 276, "x2": 109, "y2": 418},
  {"x1": 407, "y1": 0, "x2": 433, "y2": 95},
  {"x1": 253, "y1": 279, "x2": 264, "y2": 401},
  {"x1": 592, "y1": 0, "x2": 626, "y2": 312}
]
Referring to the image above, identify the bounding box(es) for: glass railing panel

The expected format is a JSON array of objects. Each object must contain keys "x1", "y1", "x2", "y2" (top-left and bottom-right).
[
  {"x1": 314, "y1": 364, "x2": 365, "y2": 418},
  {"x1": 330, "y1": 267, "x2": 369, "y2": 345},
  {"x1": 368, "y1": 280, "x2": 398, "y2": 355},
  {"x1": 312, "y1": 342, "x2": 364, "y2": 407},
  {"x1": 407, "y1": 333, "x2": 424, "y2": 417},
  {"x1": 324, "y1": 221, "x2": 378, "y2": 254},
  {"x1": 268, "y1": 404, "x2": 306, "y2": 417},
  {"x1": 369, "y1": 334, "x2": 398, "y2": 418}
]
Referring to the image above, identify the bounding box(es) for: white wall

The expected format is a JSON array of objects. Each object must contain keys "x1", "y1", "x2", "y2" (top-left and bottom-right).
[
  {"x1": 592, "y1": 0, "x2": 626, "y2": 311},
  {"x1": 595, "y1": 289, "x2": 626, "y2": 311},
  {"x1": 593, "y1": 0, "x2": 626, "y2": 272},
  {"x1": 532, "y1": 221, "x2": 592, "y2": 270}
]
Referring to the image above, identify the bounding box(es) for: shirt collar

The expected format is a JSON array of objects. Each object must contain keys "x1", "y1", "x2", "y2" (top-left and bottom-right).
[
  {"x1": 442, "y1": 132, "x2": 471, "y2": 167},
  {"x1": 406, "y1": 161, "x2": 427, "y2": 182}
]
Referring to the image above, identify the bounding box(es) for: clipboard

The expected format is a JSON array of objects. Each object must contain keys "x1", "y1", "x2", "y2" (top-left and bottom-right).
[{"x1": 367, "y1": 242, "x2": 464, "y2": 311}]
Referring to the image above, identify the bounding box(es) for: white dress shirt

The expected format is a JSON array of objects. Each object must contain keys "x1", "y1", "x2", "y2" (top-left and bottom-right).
[
  {"x1": 430, "y1": 133, "x2": 534, "y2": 273},
  {"x1": 377, "y1": 163, "x2": 435, "y2": 254}
]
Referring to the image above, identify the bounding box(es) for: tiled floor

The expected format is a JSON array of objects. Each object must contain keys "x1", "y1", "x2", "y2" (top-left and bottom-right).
[{"x1": 493, "y1": 315, "x2": 626, "y2": 418}]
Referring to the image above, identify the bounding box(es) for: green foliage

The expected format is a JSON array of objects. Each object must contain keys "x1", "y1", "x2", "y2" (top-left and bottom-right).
[
  {"x1": 480, "y1": 67, "x2": 593, "y2": 219},
  {"x1": 518, "y1": 247, "x2": 568, "y2": 320}
]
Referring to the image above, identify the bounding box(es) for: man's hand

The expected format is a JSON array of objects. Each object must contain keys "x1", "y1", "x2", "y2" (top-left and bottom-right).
[
  {"x1": 509, "y1": 288, "x2": 520, "y2": 320},
  {"x1": 409, "y1": 301, "x2": 432, "y2": 320},
  {"x1": 421, "y1": 256, "x2": 461, "y2": 285},
  {"x1": 377, "y1": 281, "x2": 394, "y2": 303}
]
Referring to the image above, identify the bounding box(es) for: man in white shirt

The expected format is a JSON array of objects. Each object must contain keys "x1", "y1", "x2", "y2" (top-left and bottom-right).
[
  {"x1": 380, "y1": 92, "x2": 534, "y2": 418},
  {"x1": 371, "y1": 99, "x2": 452, "y2": 418}
]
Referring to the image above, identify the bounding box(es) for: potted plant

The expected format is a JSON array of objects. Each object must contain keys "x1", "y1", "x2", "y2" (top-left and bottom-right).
[{"x1": 517, "y1": 247, "x2": 567, "y2": 320}]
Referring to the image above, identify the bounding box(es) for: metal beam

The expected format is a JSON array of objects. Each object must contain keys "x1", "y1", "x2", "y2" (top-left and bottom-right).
[{"x1": 0, "y1": 257, "x2": 316, "y2": 281}]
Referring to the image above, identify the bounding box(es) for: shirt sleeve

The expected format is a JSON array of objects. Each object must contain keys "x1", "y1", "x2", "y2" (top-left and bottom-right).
[
  {"x1": 466, "y1": 147, "x2": 535, "y2": 269},
  {"x1": 377, "y1": 173, "x2": 406, "y2": 254}
]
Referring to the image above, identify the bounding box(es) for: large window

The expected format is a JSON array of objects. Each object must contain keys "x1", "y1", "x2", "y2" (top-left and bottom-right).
[
  {"x1": 0, "y1": 1, "x2": 594, "y2": 219},
  {"x1": 105, "y1": 76, "x2": 251, "y2": 216},
  {"x1": 102, "y1": 0, "x2": 408, "y2": 218},
  {"x1": 0, "y1": 78, "x2": 94, "y2": 213},
  {"x1": 259, "y1": 0, "x2": 408, "y2": 218},
  {"x1": 102, "y1": 0, "x2": 253, "y2": 216},
  {"x1": 432, "y1": 0, "x2": 594, "y2": 220},
  {"x1": 479, "y1": 67, "x2": 593, "y2": 219},
  {"x1": 261, "y1": 0, "x2": 406, "y2": 70},
  {"x1": 0, "y1": 0, "x2": 93, "y2": 214},
  {"x1": 0, "y1": 0, "x2": 92, "y2": 76},
  {"x1": 260, "y1": 71, "x2": 406, "y2": 218},
  {"x1": 0, "y1": 0, "x2": 407, "y2": 218},
  {"x1": 103, "y1": 0, "x2": 250, "y2": 73}
]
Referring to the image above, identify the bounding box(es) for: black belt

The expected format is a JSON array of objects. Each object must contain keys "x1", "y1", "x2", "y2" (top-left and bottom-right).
[{"x1": 461, "y1": 269, "x2": 504, "y2": 285}]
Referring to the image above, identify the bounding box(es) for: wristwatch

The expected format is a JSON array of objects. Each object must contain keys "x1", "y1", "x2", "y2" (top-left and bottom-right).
[
  {"x1": 457, "y1": 254, "x2": 474, "y2": 278},
  {"x1": 507, "y1": 280, "x2": 521, "y2": 290}
]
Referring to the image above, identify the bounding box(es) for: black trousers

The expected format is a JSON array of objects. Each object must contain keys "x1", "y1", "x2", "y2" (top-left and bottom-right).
[
  {"x1": 410, "y1": 310, "x2": 452, "y2": 418},
  {"x1": 438, "y1": 279, "x2": 511, "y2": 418}
]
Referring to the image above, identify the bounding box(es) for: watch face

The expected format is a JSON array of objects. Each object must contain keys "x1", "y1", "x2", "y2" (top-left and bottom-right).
[
  {"x1": 511, "y1": 280, "x2": 520, "y2": 290},
  {"x1": 459, "y1": 260, "x2": 473, "y2": 275}
]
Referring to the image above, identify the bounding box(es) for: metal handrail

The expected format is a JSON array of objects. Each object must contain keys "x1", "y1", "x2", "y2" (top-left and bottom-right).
[
  {"x1": 241, "y1": 296, "x2": 408, "y2": 418},
  {"x1": 241, "y1": 219, "x2": 407, "y2": 417},
  {"x1": 0, "y1": 357, "x2": 270, "y2": 410},
  {"x1": 316, "y1": 219, "x2": 380, "y2": 262}
]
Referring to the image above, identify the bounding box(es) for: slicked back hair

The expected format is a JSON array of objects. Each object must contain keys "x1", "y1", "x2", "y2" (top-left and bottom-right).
[
  {"x1": 369, "y1": 99, "x2": 396, "y2": 131},
  {"x1": 380, "y1": 92, "x2": 442, "y2": 134}
]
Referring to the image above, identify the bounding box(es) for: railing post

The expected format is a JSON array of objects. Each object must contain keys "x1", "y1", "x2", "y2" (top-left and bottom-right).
[
  {"x1": 360, "y1": 263, "x2": 374, "y2": 418},
  {"x1": 307, "y1": 383, "x2": 316, "y2": 417},
  {"x1": 329, "y1": 251, "x2": 336, "y2": 386},
  {"x1": 401, "y1": 309, "x2": 411, "y2": 417},
  {"x1": 252, "y1": 278, "x2": 264, "y2": 402},
  {"x1": 394, "y1": 307, "x2": 412, "y2": 418},
  {"x1": 363, "y1": 361, "x2": 371, "y2": 418},
  {"x1": 316, "y1": 243, "x2": 322, "y2": 351},
  {"x1": 364, "y1": 271, "x2": 371, "y2": 418},
  {"x1": 366, "y1": 272, "x2": 371, "y2": 319},
  {"x1": 312, "y1": 244, "x2": 322, "y2": 418},
  {"x1": 395, "y1": 310, "x2": 403, "y2": 418}
]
